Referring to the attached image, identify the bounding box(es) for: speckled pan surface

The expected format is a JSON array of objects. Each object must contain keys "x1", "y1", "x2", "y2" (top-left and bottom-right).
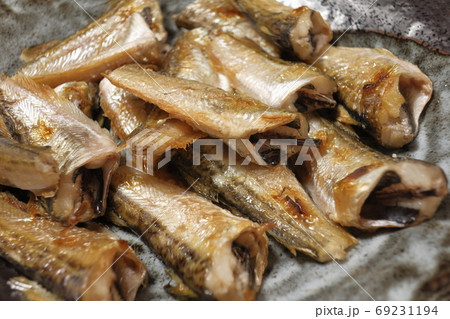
[{"x1": 0, "y1": 0, "x2": 449, "y2": 300}]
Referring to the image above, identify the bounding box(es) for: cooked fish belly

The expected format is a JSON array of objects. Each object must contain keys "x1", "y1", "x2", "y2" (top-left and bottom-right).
[
  {"x1": 208, "y1": 32, "x2": 336, "y2": 112},
  {"x1": 172, "y1": 146, "x2": 357, "y2": 262},
  {"x1": 232, "y1": 0, "x2": 332, "y2": 61},
  {"x1": 104, "y1": 65, "x2": 298, "y2": 139},
  {"x1": 18, "y1": 0, "x2": 167, "y2": 87},
  {"x1": 0, "y1": 136, "x2": 59, "y2": 197},
  {"x1": 313, "y1": 45, "x2": 433, "y2": 148},
  {"x1": 0, "y1": 192, "x2": 146, "y2": 301},
  {"x1": 174, "y1": 0, "x2": 280, "y2": 57},
  {"x1": 0, "y1": 75, "x2": 119, "y2": 224},
  {"x1": 109, "y1": 166, "x2": 269, "y2": 300},
  {"x1": 54, "y1": 81, "x2": 98, "y2": 118},
  {"x1": 292, "y1": 113, "x2": 448, "y2": 229},
  {"x1": 7, "y1": 277, "x2": 61, "y2": 301},
  {"x1": 163, "y1": 28, "x2": 231, "y2": 90}
]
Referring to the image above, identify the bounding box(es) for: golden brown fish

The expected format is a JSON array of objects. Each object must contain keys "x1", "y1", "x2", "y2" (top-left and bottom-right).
[
  {"x1": 292, "y1": 113, "x2": 448, "y2": 229},
  {"x1": 207, "y1": 32, "x2": 336, "y2": 112},
  {"x1": 0, "y1": 136, "x2": 59, "y2": 197},
  {"x1": 232, "y1": 0, "x2": 332, "y2": 61},
  {"x1": 109, "y1": 166, "x2": 269, "y2": 300},
  {"x1": 172, "y1": 146, "x2": 357, "y2": 262},
  {"x1": 174, "y1": 0, "x2": 280, "y2": 57},
  {"x1": 0, "y1": 192, "x2": 146, "y2": 301},
  {"x1": 54, "y1": 81, "x2": 98, "y2": 118},
  {"x1": 0, "y1": 74, "x2": 119, "y2": 224},
  {"x1": 18, "y1": 0, "x2": 167, "y2": 87},
  {"x1": 312, "y1": 45, "x2": 433, "y2": 148},
  {"x1": 104, "y1": 64, "x2": 299, "y2": 139},
  {"x1": 7, "y1": 277, "x2": 61, "y2": 301}
]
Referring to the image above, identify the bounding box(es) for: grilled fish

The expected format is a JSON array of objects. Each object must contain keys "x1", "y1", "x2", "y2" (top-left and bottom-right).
[
  {"x1": 18, "y1": 0, "x2": 167, "y2": 87},
  {"x1": 172, "y1": 146, "x2": 357, "y2": 262},
  {"x1": 292, "y1": 113, "x2": 448, "y2": 229},
  {"x1": 313, "y1": 45, "x2": 433, "y2": 148},
  {"x1": 0, "y1": 74, "x2": 119, "y2": 224},
  {"x1": 0, "y1": 136, "x2": 59, "y2": 197},
  {"x1": 54, "y1": 81, "x2": 98, "y2": 118},
  {"x1": 104, "y1": 64, "x2": 298, "y2": 139},
  {"x1": 0, "y1": 192, "x2": 146, "y2": 301},
  {"x1": 207, "y1": 32, "x2": 336, "y2": 112},
  {"x1": 174, "y1": 0, "x2": 280, "y2": 57},
  {"x1": 232, "y1": 0, "x2": 332, "y2": 61},
  {"x1": 109, "y1": 166, "x2": 269, "y2": 300},
  {"x1": 7, "y1": 277, "x2": 61, "y2": 301}
]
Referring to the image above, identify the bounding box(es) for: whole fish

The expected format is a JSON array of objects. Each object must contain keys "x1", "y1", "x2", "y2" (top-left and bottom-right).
[
  {"x1": 0, "y1": 136, "x2": 59, "y2": 197},
  {"x1": 0, "y1": 192, "x2": 147, "y2": 301},
  {"x1": 54, "y1": 81, "x2": 98, "y2": 118},
  {"x1": 109, "y1": 166, "x2": 269, "y2": 300},
  {"x1": 171, "y1": 146, "x2": 357, "y2": 262},
  {"x1": 18, "y1": 0, "x2": 167, "y2": 87},
  {"x1": 0, "y1": 74, "x2": 119, "y2": 224},
  {"x1": 312, "y1": 45, "x2": 433, "y2": 148},
  {"x1": 207, "y1": 32, "x2": 336, "y2": 112},
  {"x1": 174, "y1": 0, "x2": 280, "y2": 57},
  {"x1": 232, "y1": 0, "x2": 332, "y2": 61},
  {"x1": 292, "y1": 113, "x2": 448, "y2": 229},
  {"x1": 104, "y1": 64, "x2": 299, "y2": 139}
]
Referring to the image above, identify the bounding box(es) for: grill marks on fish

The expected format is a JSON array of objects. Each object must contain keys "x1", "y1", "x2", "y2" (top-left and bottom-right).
[
  {"x1": 18, "y1": 0, "x2": 167, "y2": 87},
  {"x1": 0, "y1": 74, "x2": 119, "y2": 224},
  {"x1": 293, "y1": 114, "x2": 448, "y2": 229},
  {"x1": 0, "y1": 192, "x2": 146, "y2": 301},
  {"x1": 232, "y1": 0, "x2": 332, "y2": 61},
  {"x1": 109, "y1": 166, "x2": 268, "y2": 300},
  {"x1": 172, "y1": 146, "x2": 357, "y2": 262}
]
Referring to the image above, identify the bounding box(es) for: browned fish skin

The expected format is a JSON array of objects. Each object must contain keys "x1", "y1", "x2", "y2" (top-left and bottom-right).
[
  {"x1": 109, "y1": 166, "x2": 269, "y2": 300},
  {"x1": 20, "y1": 40, "x2": 60, "y2": 63},
  {"x1": 0, "y1": 74, "x2": 119, "y2": 224},
  {"x1": 18, "y1": 0, "x2": 167, "y2": 87},
  {"x1": 0, "y1": 136, "x2": 59, "y2": 197},
  {"x1": 0, "y1": 192, "x2": 147, "y2": 301},
  {"x1": 313, "y1": 45, "x2": 433, "y2": 148},
  {"x1": 292, "y1": 113, "x2": 448, "y2": 230},
  {"x1": 207, "y1": 32, "x2": 336, "y2": 112},
  {"x1": 7, "y1": 277, "x2": 61, "y2": 301},
  {"x1": 54, "y1": 81, "x2": 98, "y2": 118},
  {"x1": 172, "y1": 146, "x2": 357, "y2": 262},
  {"x1": 174, "y1": 0, "x2": 281, "y2": 57},
  {"x1": 232, "y1": 0, "x2": 332, "y2": 61},
  {"x1": 104, "y1": 64, "x2": 298, "y2": 139}
]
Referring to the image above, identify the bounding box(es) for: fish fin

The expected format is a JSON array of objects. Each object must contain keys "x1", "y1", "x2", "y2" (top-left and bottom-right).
[{"x1": 165, "y1": 269, "x2": 198, "y2": 300}]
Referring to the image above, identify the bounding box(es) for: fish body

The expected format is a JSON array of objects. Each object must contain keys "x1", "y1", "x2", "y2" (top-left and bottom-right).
[
  {"x1": 0, "y1": 192, "x2": 146, "y2": 301},
  {"x1": 207, "y1": 32, "x2": 336, "y2": 112},
  {"x1": 54, "y1": 81, "x2": 98, "y2": 118},
  {"x1": 313, "y1": 45, "x2": 433, "y2": 148},
  {"x1": 0, "y1": 75, "x2": 119, "y2": 224},
  {"x1": 292, "y1": 114, "x2": 448, "y2": 229},
  {"x1": 109, "y1": 166, "x2": 269, "y2": 300},
  {"x1": 175, "y1": 0, "x2": 280, "y2": 57},
  {"x1": 18, "y1": 0, "x2": 166, "y2": 87},
  {"x1": 7, "y1": 277, "x2": 61, "y2": 301},
  {"x1": 105, "y1": 65, "x2": 298, "y2": 139},
  {"x1": 232, "y1": 0, "x2": 332, "y2": 61},
  {"x1": 0, "y1": 136, "x2": 59, "y2": 197},
  {"x1": 172, "y1": 146, "x2": 357, "y2": 262}
]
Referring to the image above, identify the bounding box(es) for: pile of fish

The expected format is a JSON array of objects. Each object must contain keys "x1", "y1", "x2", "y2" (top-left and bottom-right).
[{"x1": 0, "y1": 0, "x2": 447, "y2": 300}]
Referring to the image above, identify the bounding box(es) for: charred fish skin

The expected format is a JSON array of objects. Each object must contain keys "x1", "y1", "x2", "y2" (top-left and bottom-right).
[
  {"x1": 0, "y1": 192, "x2": 147, "y2": 301},
  {"x1": 0, "y1": 74, "x2": 119, "y2": 224},
  {"x1": 109, "y1": 166, "x2": 269, "y2": 300},
  {"x1": 292, "y1": 113, "x2": 448, "y2": 230},
  {"x1": 104, "y1": 64, "x2": 298, "y2": 140},
  {"x1": 232, "y1": 0, "x2": 332, "y2": 61},
  {"x1": 207, "y1": 32, "x2": 336, "y2": 112},
  {"x1": 171, "y1": 146, "x2": 357, "y2": 262},
  {"x1": 0, "y1": 136, "x2": 59, "y2": 197},
  {"x1": 312, "y1": 45, "x2": 433, "y2": 148},
  {"x1": 18, "y1": 0, "x2": 167, "y2": 87},
  {"x1": 174, "y1": 0, "x2": 281, "y2": 57}
]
